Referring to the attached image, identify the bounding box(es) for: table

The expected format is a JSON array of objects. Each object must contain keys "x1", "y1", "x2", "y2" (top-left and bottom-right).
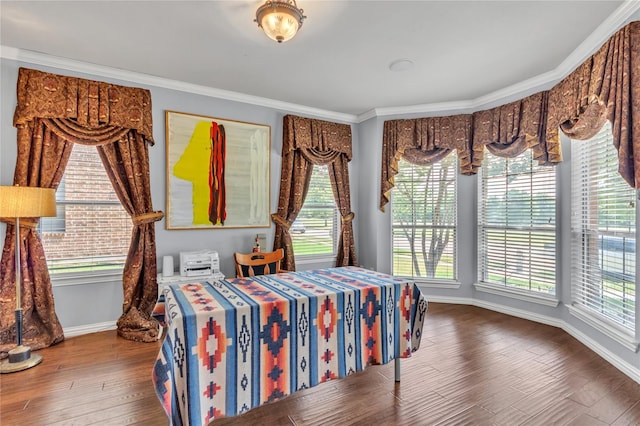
[
  {"x1": 153, "y1": 273, "x2": 224, "y2": 327},
  {"x1": 152, "y1": 266, "x2": 428, "y2": 426}
]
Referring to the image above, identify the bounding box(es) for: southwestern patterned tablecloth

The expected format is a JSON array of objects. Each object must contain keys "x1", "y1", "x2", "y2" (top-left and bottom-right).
[{"x1": 152, "y1": 266, "x2": 428, "y2": 426}]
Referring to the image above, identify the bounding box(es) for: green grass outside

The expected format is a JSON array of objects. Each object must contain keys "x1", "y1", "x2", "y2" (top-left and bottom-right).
[
  {"x1": 293, "y1": 236, "x2": 334, "y2": 255},
  {"x1": 392, "y1": 251, "x2": 454, "y2": 279},
  {"x1": 50, "y1": 263, "x2": 124, "y2": 274}
]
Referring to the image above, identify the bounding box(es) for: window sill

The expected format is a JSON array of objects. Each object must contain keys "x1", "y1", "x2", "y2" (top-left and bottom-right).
[
  {"x1": 474, "y1": 281, "x2": 559, "y2": 307},
  {"x1": 568, "y1": 304, "x2": 639, "y2": 352},
  {"x1": 402, "y1": 277, "x2": 461, "y2": 289},
  {"x1": 295, "y1": 254, "x2": 336, "y2": 266},
  {"x1": 50, "y1": 269, "x2": 124, "y2": 287}
]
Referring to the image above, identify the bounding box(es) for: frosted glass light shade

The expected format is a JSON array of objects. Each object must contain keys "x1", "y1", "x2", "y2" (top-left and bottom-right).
[
  {"x1": 0, "y1": 186, "x2": 56, "y2": 218},
  {"x1": 255, "y1": 0, "x2": 305, "y2": 43}
]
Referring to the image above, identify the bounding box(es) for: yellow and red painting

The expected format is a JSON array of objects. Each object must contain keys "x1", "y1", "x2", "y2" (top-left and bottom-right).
[{"x1": 166, "y1": 111, "x2": 270, "y2": 229}]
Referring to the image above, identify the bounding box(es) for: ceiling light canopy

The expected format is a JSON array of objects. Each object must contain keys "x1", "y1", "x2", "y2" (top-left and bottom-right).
[
  {"x1": 255, "y1": 0, "x2": 306, "y2": 43},
  {"x1": 389, "y1": 59, "x2": 414, "y2": 72}
]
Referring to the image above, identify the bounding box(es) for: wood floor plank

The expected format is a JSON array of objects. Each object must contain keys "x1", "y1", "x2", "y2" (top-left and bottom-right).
[
  {"x1": 611, "y1": 401, "x2": 640, "y2": 426},
  {"x1": 567, "y1": 413, "x2": 609, "y2": 426},
  {"x1": 521, "y1": 397, "x2": 587, "y2": 425},
  {"x1": 586, "y1": 379, "x2": 640, "y2": 424}
]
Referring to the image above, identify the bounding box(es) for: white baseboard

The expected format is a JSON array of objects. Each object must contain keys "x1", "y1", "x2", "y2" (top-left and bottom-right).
[{"x1": 63, "y1": 321, "x2": 117, "y2": 338}]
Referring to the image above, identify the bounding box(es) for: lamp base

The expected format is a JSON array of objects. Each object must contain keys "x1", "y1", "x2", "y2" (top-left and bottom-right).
[{"x1": 0, "y1": 345, "x2": 42, "y2": 374}]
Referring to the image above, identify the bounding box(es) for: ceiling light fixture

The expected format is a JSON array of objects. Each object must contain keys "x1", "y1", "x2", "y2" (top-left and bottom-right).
[{"x1": 255, "y1": 0, "x2": 306, "y2": 44}]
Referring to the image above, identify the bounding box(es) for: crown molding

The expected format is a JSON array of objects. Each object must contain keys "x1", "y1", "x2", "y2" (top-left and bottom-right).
[
  {"x1": 0, "y1": 45, "x2": 358, "y2": 125},
  {"x1": 2, "y1": 1, "x2": 639, "y2": 126},
  {"x1": 356, "y1": 1, "x2": 640, "y2": 123}
]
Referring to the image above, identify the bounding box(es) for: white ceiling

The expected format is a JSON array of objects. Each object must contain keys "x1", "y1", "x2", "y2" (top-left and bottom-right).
[{"x1": 1, "y1": 1, "x2": 639, "y2": 121}]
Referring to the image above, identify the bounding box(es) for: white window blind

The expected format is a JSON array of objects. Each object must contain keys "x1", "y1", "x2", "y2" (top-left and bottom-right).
[
  {"x1": 391, "y1": 153, "x2": 457, "y2": 280},
  {"x1": 571, "y1": 122, "x2": 636, "y2": 331},
  {"x1": 39, "y1": 144, "x2": 132, "y2": 274},
  {"x1": 291, "y1": 165, "x2": 339, "y2": 257},
  {"x1": 478, "y1": 149, "x2": 556, "y2": 295}
]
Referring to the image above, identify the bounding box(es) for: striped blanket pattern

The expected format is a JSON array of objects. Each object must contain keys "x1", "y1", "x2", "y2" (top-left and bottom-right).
[{"x1": 153, "y1": 266, "x2": 427, "y2": 426}]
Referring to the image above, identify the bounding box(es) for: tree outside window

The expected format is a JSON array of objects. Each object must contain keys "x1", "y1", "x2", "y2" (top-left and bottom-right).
[{"x1": 391, "y1": 153, "x2": 457, "y2": 280}]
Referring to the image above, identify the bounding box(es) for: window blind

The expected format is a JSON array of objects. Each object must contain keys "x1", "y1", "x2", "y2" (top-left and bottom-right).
[
  {"x1": 478, "y1": 149, "x2": 556, "y2": 295},
  {"x1": 39, "y1": 144, "x2": 132, "y2": 274},
  {"x1": 571, "y1": 122, "x2": 636, "y2": 330},
  {"x1": 291, "y1": 165, "x2": 339, "y2": 257},
  {"x1": 391, "y1": 154, "x2": 457, "y2": 280}
]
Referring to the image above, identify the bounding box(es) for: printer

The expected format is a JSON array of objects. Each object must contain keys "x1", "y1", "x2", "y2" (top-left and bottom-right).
[{"x1": 179, "y1": 250, "x2": 221, "y2": 278}]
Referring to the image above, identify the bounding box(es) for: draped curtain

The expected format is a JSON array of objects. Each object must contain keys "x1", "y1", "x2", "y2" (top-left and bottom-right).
[
  {"x1": 547, "y1": 20, "x2": 640, "y2": 187},
  {"x1": 380, "y1": 20, "x2": 640, "y2": 210},
  {"x1": 380, "y1": 115, "x2": 472, "y2": 210},
  {"x1": 273, "y1": 115, "x2": 357, "y2": 270},
  {"x1": 0, "y1": 68, "x2": 163, "y2": 356}
]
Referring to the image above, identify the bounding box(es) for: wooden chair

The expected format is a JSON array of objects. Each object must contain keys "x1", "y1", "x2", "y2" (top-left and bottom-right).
[{"x1": 234, "y1": 248, "x2": 286, "y2": 278}]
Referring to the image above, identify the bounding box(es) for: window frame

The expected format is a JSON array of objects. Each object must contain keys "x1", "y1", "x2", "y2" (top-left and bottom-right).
[
  {"x1": 476, "y1": 148, "x2": 558, "y2": 306},
  {"x1": 390, "y1": 155, "x2": 458, "y2": 284},
  {"x1": 38, "y1": 144, "x2": 132, "y2": 284},
  {"x1": 569, "y1": 122, "x2": 638, "y2": 348},
  {"x1": 290, "y1": 164, "x2": 340, "y2": 262}
]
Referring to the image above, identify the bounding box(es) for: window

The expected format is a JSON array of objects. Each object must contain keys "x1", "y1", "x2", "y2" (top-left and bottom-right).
[
  {"x1": 478, "y1": 149, "x2": 556, "y2": 295},
  {"x1": 391, "y1": 153, "x2": 457, "y2": 280},
  {"x1": 291, "y1": 165, "x2": 339, "y2": 257},
  {"x1": 38, "y1": 144, "x2": 132, "y2": 274},
  {"x1": 571, "y1": 122, "x2": 636, "y2": 331}
]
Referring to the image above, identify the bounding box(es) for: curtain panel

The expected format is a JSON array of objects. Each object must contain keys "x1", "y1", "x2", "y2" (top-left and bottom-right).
[
  {"x1": 1, "y1": 68, "x2": 162, "y2": 356},
  {"x1": 380, "y1": 20, "x2": 640, "y2": 210},
  {"x1": 0, "y1": 119, "x2": 72, "y2": 356},
  {"x1": 273, "y1": 115, "x2": 357, "y2": 270}
]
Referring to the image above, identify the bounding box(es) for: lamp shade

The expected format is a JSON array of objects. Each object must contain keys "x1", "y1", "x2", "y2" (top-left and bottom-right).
[
  {"x1": 0, "y1": 186, "x2": 56, "y2": 218},
  {"x1": 256, "y1": 0, "x2": 305, "y2": 43}
]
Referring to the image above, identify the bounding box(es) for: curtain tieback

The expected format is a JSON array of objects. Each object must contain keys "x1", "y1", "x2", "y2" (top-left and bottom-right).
[
  {"x1": 341, "y1": 212, "x2": 355, "y2": 223},
  {"x1": 132, "y1": 211, "x2": 164, "y2": 225},
  {"x1": 0, "y1": 217, "x2": 39, "y2": 228},
  {"x1": 271, "y1": 213, "x2": 290, "y2": 230}
]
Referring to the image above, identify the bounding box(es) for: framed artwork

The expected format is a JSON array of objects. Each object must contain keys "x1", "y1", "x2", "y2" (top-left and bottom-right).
[{"x1": 165, "y1": 110, "x2": 270, "y2": 229}]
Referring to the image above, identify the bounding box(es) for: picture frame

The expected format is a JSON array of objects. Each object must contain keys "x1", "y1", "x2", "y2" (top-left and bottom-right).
[{"x1": 165, "y1": 110, "x2": 271, "y2": 229}]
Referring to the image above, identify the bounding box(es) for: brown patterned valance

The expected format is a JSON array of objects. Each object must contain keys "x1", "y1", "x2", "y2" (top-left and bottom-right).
[
  {"x1": 380, "y1": 20, "x2": 640, "y2": 210},
  {"x1": 547, "y1": 20, "x2": 640, "y2": 187},
  {"x1": 285, "y1": 115, "x2": 352, "y2": 160},
  {"x1": 472, "y1": 91, "x2": 560, "y2": 170},
  {"x1": 380, "y1": 115, "x2": 472, "y2": 210},
  {"x1": 13, "y1": 68, "x2": 154, "y2": 142}
]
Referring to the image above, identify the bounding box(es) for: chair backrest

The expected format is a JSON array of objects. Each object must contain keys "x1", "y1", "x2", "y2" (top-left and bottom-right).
[{"x1": 234, "y1": 248, "x2": 285, "y2": 278}]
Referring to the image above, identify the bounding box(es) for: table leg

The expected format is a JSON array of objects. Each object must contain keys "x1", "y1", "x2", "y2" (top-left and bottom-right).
[{"x1": 395, "y1": 358, "x2": 401, "y2": 382}]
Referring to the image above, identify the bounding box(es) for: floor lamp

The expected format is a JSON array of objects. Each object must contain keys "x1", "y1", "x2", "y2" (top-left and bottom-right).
[{"x1": 0, "y1": 185, "x2": 56, "y2": 374}]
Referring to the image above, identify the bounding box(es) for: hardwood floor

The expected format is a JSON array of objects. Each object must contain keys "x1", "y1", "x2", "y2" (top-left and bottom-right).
[{"x1": 2, "y1": 303, "x2": 640, "y2": 425}]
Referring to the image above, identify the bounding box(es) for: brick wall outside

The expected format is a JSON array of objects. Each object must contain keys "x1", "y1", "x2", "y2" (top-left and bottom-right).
[{"x1": 40, "y1": 144, "x2": 132, "y2": 267}]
